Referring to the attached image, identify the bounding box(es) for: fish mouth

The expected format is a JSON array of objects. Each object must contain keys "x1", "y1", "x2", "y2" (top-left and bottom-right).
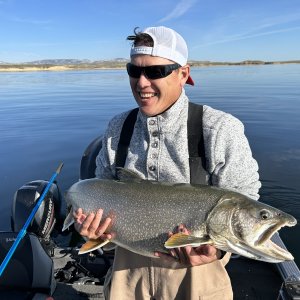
[
  {"x1": 255, "y1": 223, "x2": 283, "y2": 246},
  {"x1": 255, "y1": 216, "x2": 297, "y2": 247},
  {"x1": 227, "y1": 238, "x2": 294, "y2": 263},
  {"x1": 231, "y1": 218, "x2": 297, "y2": 262}
]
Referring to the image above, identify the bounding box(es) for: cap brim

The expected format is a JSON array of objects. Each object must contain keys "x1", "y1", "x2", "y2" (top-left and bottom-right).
[{"x1": 186, "y1": 75, "x2": 194, "y2": 86}]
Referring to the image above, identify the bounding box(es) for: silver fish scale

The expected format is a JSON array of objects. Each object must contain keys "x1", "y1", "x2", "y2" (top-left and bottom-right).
[{"x1": 67, "y1": 178, "x2": 226, "y2": 256}]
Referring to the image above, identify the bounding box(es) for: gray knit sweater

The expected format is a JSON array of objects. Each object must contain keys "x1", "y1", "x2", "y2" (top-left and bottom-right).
[{"x1": 95, "y1": 89, "x2": 261, "y2": 200}]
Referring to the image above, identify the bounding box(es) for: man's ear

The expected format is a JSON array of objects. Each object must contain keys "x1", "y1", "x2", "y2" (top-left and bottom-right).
[{"x1": 179, "y1": 65, "x2": 191, "y2": 87}]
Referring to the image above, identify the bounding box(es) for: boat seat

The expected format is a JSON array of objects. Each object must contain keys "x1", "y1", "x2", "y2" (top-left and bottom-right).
[
  {"x1": 80, "y1": 136, "x2": 103, "y2": 180},
  {"x1": 0, "y1": 231, "x2": 56, "y2": 297}
]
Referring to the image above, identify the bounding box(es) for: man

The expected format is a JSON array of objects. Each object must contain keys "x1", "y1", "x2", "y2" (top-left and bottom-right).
[{"x1": 74, "y1": 26, "x2": 261, "y2": 299}]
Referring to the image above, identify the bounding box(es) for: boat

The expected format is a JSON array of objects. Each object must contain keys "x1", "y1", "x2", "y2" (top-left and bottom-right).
[{"x1": 0, "y1": 137, "x2": 299, "y2": 299}]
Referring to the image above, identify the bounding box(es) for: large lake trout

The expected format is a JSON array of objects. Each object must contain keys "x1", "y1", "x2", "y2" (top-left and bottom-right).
[{"x1": 63, "y1": 168, "x2": 296, "y2": 263}]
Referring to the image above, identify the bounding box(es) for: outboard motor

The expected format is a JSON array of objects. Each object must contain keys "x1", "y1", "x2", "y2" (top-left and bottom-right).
[
  {"x1": 0, "y1": 180, "x2": 64, "y2": 298},
  {"x1": 11, "y1": 180, "x2": 65, "y2": 237},
  {"x1": 0, "y1": 232, "x2": 56, "y2": 297}
]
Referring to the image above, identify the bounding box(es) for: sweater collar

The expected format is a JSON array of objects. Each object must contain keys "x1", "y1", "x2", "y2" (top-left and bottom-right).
[{"x1": 138, "y1": 89, "x2": 188, "y2": 127}]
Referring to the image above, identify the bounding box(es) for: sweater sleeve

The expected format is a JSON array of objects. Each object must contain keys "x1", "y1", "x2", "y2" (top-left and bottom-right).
[{"x1": 204, "y1": 107, "x2": 261, "y2": 200}]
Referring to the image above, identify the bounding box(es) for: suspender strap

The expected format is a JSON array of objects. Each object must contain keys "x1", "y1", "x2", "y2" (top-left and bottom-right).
[
  {"x1": 115, "y1": 108, "x2": 139, "y2": 168},
  {"x1": 188, "y1": 102, "x2": 207, "y2": 184},
  {"x1": 187, "y1": 102, "x2": 206, "y2": 162}
]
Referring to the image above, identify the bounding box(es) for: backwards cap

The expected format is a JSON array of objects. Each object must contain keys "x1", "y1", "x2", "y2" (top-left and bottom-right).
[{"x1": 130, "y1": 26, "x2": 194, "y2": 85}]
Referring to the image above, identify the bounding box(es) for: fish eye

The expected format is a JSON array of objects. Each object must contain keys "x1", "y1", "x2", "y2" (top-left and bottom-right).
[{"x1": 260, "y1": 209, "x2": 270, "y2": 220}]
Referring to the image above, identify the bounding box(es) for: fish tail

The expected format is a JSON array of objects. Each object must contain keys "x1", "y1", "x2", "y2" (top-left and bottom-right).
[{"x1": 62, "y1": 209, "x2": 75, "y2": 231}]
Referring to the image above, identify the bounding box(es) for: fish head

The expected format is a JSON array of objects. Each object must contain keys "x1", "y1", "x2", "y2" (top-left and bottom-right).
[{"x1": 207, "y1": 193, "x2": 297, "y2": 262}]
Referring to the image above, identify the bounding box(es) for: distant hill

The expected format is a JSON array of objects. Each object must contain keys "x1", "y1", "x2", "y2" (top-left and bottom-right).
[
  {"x1": 0, "y1": 59, "x2": 299, "y2": 72},
  {"x1": 24, "y1": 58, "x2": 129, "y2": 65},
  {"x1": 0, "y1": 58, "x2": 130, "y2": 71},
  {"x1": 20, "y1": 58, "x2": 300, "y2": 66},
  {"x1": 25, "y1": 59, "x2": 92, "y2": 65},
  {"x1": 188, "y1": 60, "x2": 300, "y2": 66}
]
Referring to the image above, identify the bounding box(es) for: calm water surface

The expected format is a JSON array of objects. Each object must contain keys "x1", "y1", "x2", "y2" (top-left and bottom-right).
[{"x1": 0, "y1": 64, "x2": 299, "y2": 263}]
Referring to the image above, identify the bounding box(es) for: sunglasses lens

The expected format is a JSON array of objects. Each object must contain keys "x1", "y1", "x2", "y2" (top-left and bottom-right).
[
  {"x1": 126, "y1": 63, "x2": 180, "y2": 79},
  {"x1": 126, "y1": 64, "x2": 141, "y2": 78},
  {"x1": 145, "y1": 66, "x2": 168, "y2": 79}
]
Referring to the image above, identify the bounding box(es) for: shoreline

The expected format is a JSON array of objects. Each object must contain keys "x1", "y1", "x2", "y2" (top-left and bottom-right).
[
  {"x1": 0, "y1": 61, "x2": 299, "y2": 72},
  {"x1": 0, "y1": 65, "x2": 124, "y2": 72}
]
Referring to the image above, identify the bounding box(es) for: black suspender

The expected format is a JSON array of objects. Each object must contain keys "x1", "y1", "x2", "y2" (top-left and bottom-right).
[
  {"x1": 187, "y1": 103, "x2": 207, "y2": 184},
  {"x1": 115, "y1": 102, "x2": 207, "y2": 184},
  {"x1": 115, "y1": 108, "x2": 139, "y2": 169}
]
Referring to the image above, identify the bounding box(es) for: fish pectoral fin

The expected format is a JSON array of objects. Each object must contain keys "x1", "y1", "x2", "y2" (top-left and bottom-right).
[
  {"x1": 78, "y1": 238, "x2": 111, "y2": 255},
  {"x1": 164, "y1": 233, "x2": 212, "y2": 249},
  {"x1": 102, "y1": 243, "x2": 117, "y2": 252}
]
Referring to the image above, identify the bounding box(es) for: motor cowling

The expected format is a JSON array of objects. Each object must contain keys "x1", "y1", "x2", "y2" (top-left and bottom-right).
[{"x1": 11, "y1": 180, "x2": 62, "y2": 238}]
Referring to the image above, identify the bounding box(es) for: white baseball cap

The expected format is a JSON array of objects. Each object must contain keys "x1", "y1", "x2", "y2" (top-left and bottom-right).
[{"x1": 130, "y1": 26, "x2": 194, "y2": 85}]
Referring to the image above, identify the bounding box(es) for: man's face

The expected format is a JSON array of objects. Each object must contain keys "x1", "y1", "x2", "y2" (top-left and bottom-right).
[{"x1": 129, "y1": 55, "x2": 189, "y2": 116}]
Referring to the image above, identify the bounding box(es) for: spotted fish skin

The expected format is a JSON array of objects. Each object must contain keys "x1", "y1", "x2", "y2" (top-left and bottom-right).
[{"x1": 63, "y1": 169, "x2": 297, "y2": 262}]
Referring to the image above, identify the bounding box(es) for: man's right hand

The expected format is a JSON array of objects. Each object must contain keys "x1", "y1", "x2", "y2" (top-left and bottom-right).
[{"x1": 73, "y1": 208, "x2": 112, "y2": 240}]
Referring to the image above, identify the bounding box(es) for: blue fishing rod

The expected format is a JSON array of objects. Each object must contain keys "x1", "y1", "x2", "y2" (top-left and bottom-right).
[{"x1": 0, "y1": 162, "x2": 64, "y2": 277}]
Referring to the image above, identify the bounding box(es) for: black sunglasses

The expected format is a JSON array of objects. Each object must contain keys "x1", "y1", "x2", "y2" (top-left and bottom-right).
[{"x1": 126, "y1": 63, "x2": 181, "y2": 80}]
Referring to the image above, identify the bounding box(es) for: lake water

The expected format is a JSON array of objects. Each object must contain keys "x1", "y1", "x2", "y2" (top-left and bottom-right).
[{"x1": 0, "y1": 64, "x2": 299, "y2": 264}]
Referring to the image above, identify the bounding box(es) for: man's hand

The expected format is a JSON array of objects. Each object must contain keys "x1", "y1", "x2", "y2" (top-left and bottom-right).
[
  {"x1": 73, "y1": 208, "x2": 112, "y2": 240},
  {"x1": 154, "y1": 224, "x2": 221, "y2": 266}
]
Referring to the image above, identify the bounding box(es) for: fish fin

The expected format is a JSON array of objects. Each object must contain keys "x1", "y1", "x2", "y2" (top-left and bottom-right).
[
  {"x1": 102, "y1": 243, "x2": 117, "y2": 251},
  {"x1": 116, "y1": 167, "x2": 143, "y2": 182},
  {"x1": 164, "y1": 233, "x2": 213, "y2": 249},
  {"x1": 78, "y1": 238, "x2": 111, "y2": 255},
  {"x1": 62, "y1": 210, "x2": 74, "y2": 231}
]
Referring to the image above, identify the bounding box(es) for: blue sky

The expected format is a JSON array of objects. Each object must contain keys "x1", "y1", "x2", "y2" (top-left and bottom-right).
[{"x1": 0, "y1": 0, "x2": 300, "y2": 63}]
